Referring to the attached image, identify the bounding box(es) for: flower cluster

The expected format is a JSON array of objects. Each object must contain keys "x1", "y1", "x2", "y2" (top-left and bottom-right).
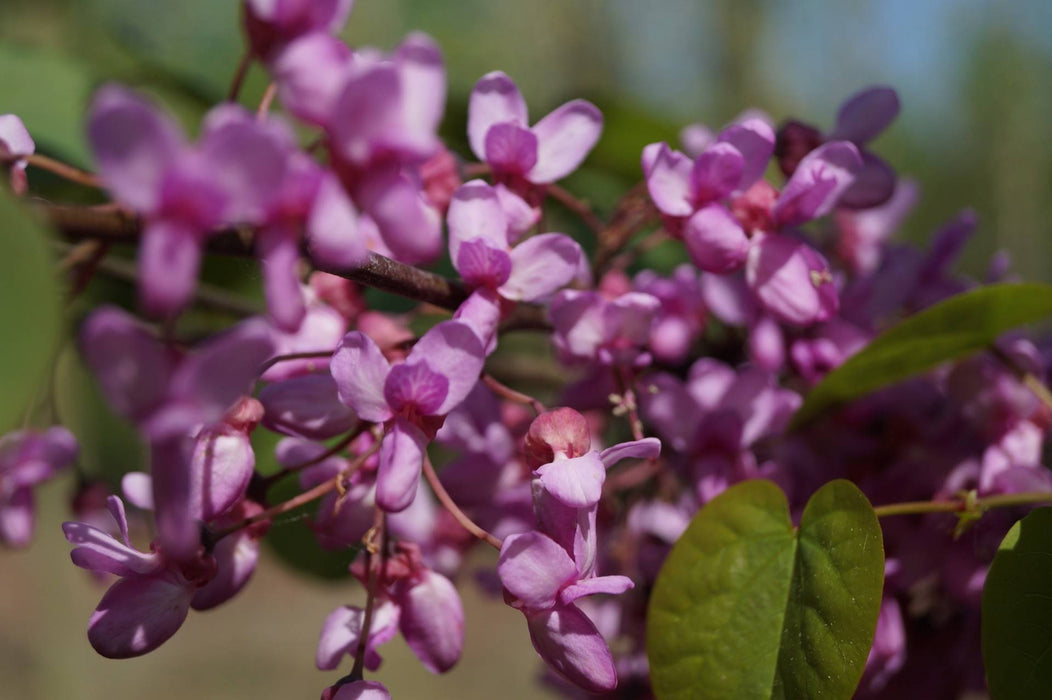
[{"x1": 1, "y1": 2, "x2": 1047, "y2": 699}]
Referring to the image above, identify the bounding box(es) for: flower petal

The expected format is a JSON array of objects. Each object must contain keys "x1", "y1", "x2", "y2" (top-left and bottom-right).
[
  {"x1": 260, "y1": 373, "x2": 358, "y2": 440},
  {"x1": 467, "y1": 71, "x2": 528, "y2": 161},
  {"x1": 307, "y1": 173, "x2": 369, "y2": 268},
  {"x1": 87, "y1": 86, "x2": 185, "y2": 213},
  {"x1": 484, "y1": 122, "x2": 538, "y2": 175},
  {"x1": 643, "y1": 143, "x2": 694, "y2": 217},
  {"x1": 190, "y1": 530, "x2": 259, "y2": 610},
  {"x1": 396, "y1": 570, "x2": 464, "y2": 673},
  {"x1": 773, "y1": 141, "x2": 862, "y2": 226},
  {"x1": 745, "y1": 233, "x2": 839, "y2": 326},
  {"x1": 498, "y1": 531, "x2": 578, "y2": 609},
  {"x1": 831, "y1": 85, "x2": 900, "y2": 144},
  {"x1": 559, "y1": 575, "x2": 634, "y2": 606},
  {"x1": 525, "y1": 604, "x2": 618, "y2": 693},
  {"x1": 376, "y1": 418, "x2": 427, "y2": 512},
  {"x1": 405, "y1": 321, "x2": 485, "y2": 415},
  {"x1": 690, "y1": 141, "x2": 745, "y2": 203},
  {"x1": 331, "y1": 331, "x2": 393, "y2": 422},
  {"x1": 447, "y1": 179, "x2": 509, "y2": 263},
  {"x1": 258, "y1": 224, "x2": 307, "y2": 333},
  {"x1": 598, "y1": 437, "x2": 661, "y2": 469},
  {"x1": 717, "y1": 117, "x2": 775, "y2": 191},
  {"x1": 535, "y1": 452, "x2": 606, "y2": 508},
  {"x1": 682, "y1": 203, "x2": 750, "y2": 274},
  {"x1": 528, "y1": 99, "x2": 602, "y2": 184},
  {"x1": 138, "y1": 219, "x2": 203, "y2": 318},
  {"x1": 500, "y1": 233, "x2": 582, "y2": 301},
  {"x1": 87, "y1": 573, "x2": 193, "y2": 659}
]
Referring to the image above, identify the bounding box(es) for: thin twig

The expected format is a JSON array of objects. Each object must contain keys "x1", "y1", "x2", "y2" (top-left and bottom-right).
[
  {"x1": 227, "y1": 49, "x2": 253, "y2": 102},
  {"x1": 256, "y1": 83, "x2": 278, "y2": 120},
  {"x1": 482, "y1": 374, "x2": 546, "y2": 415},
  {"x1": 545, "y1": 183, "x2": 604, "y2": 236},
  {"x1": 257, "y1": 350, "x2": 335, "y2": 377},
  {"x1": 350, "y1": 509, "x2": 386, "y2": 681},
  {"x1": 25, "y1": 154, "x2": 101, "y2": 188},
  {"x1": 261, "y1": 427, "x2": 367, "y2": 489},
  {"x1": 422, "y1": 455, "x2": 502, "y2": 550}
]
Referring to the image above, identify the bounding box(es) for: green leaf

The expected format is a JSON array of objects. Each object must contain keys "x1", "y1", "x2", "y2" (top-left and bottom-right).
[
  {"x1": 982, "y1": 507, "x2": 1052, "y2": 699},
  {"x1": 0, "y1": 194, "x2": 62, "y2": 431},
  {"x1": 0, "y1": 43, "x2": 94, "y2": 165},
  {"x1": 792, "y1": 283, "x2": 1052, "y2": 429},
  {"x1": 647, "y1": 479, "x2": 884, "y2": 700}
]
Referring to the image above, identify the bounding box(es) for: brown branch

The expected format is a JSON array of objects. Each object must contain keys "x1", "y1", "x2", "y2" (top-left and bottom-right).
[
  {"x1": 35, "y1": 202, "x2": 550, "y2": 330},
  {"x1": 422, "y1": 455, "x2": 502, "y2": 550}
]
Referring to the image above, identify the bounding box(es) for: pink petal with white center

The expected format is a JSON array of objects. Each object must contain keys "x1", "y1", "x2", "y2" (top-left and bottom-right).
[
  {"x1": 258, "y1": 223, "x2": 307, "y2": 332},
  {"x1": 397, "y1": 569, "x2": 465, "y2": 673},
  {"x1": 772, "y1": 141, "x2": 862, "y2": 226},
  {"x1": 831, "y1": 85, "x2": 900, "y2": 144},
  {"x1": 87, "y1": 573, "x2": 193, "y2": 658},
  {"x1": 87, "y1": 86, "x2": 185, "y2": 213},
  {"x1": 598, "y1": 437, "x2": 661, "y2": 470},
  {"x1": 138, "y1": 218, "x2": 203, "y2": 319},
  {"x1": 484, "y1": 122, "x2": 538, "y2": 175},
  {"x1": 690, "y1": 141, "x2": 745, "y2": 202},
  {"x1": 447, "y1": 179, "x2": 509, "y2": 263},
  {"x1": 376, "y1": 418, "x2": 427, "y2": 513},
  {"x1": 405, "y1": 321, "x2": 486, "y2": 415},
  {"x1": 525, "y1": 604, "x2": 618, "y2": 693},
  {"x1": 717, "y1": 117, "x2": 775, "y2": 191},
  {"x1": 559, "y1": 575, "x2": 634, "y2": 606},
  {"x1": 467, "y1": 71, "x2": 529, "y2": 161},
  {"x1": 683, "y1": 203, "x2": 750, "y2": 274},
  {"x1": 643, "y1": 143, "x2": 694, "y2": 217},
  {"x1": 498, "y1": 531, "x2": 578, "y2": 610},
  {"x1": 331, "y1": 331, "x2": 393, "y2": 422},
  {"x1": 500, "y1": 233, "x2": 582, "y2": 301},
  {"x1": 79, "y1": 307, "x2": 173, "y2": 423},
  {"x1": 272, "y1": 33, "x2": 354, "y2": 126},
  {"x1": 535, "y1": 452, "x2": 606, "y2": 509},
  {"x1": 307, "y1": 173, "x2": 370, "y2": 268},
  {"x1": 528, "y1": 99, "x2": 603, "y2": 184}
]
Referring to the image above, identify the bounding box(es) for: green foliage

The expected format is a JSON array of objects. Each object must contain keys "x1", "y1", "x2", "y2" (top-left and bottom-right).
[
  {"x1": 792, "y1": 283, "x2": 1052, "y2": 428},
  {"x1": 0, "y1": 194, "x2": 62, "y2": 432},
  {"x1": 0, "y1": 43, "x2": 94, "y2": 164},
  {"x1": 647, "y1": 479, "x2": 884, "y2": 700},
  {"x1": 982, "y1": 508, "x2": 1052, "y2": 700}
]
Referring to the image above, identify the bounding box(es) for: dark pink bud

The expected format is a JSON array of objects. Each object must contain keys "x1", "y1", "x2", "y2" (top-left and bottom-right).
[
  {"x1": 730, "y1": 180, "x2": 778, "y2": 234},
  {"x1": 524, "y1": 408, "x2": 591, "y2": 469},
  {"x1": 419, "y1": 146, "x2": 462, "y2": 214},
  {"x1": 223, "y1": 396, "x2": 265, "y2": 432},
  {"x1": 309, "y1": 272, "x2": 366, "y2": 322},
  {"x1": 774, "y1": 119, "x2": 823, "y2": 177}
]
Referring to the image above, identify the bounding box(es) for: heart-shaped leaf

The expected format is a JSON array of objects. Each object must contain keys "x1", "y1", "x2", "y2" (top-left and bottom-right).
[
  {"x1": 792, "y1": 283, "x2": 1052, "y2": 429},
  {"x1": 647, "y1": 479, "x2": 884, "y2": 700},
  {"x1": 982, "y1": 507, "x2": 1052, "y2": 700}
]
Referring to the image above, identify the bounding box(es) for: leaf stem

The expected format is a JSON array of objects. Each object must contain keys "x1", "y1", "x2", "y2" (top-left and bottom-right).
[{"x1": 873, "y1": 491, "x2": 1052, "y2": 518}]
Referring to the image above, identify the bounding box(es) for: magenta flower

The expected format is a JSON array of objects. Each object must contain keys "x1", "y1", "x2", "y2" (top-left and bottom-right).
[
  {"x1": 319, "y1": 543, "x2": 464, "y2": 674},
  {"x1": 331, "y1": 320, "x2": 485, "y2": 512},
  {"x1": 80, "y1": 306, "x2": 273, "y2": 561},
  {"x1": 244, "y1": 0, "x2": 354, "y2": 60},
  {"x1": 643, "y1": 117, "x2": 774, "y2": 273},
  {"x1": 0, "y1": 114, "x2": 35, "y2": 195},
  {"x1": 776, "y1": 85, "x2": 901, "y2": 209},
  {"x1": 321, "y1": 680, "x2": 391, "y2": 700},
  {"x1": 0, "y1": 427, "x2": 77, "y2": 548},
  {"x1": 467, "y1": 71, "x2": 603, "y2": 185},
  {"x1": 633, "y1": 265, "x2": 706, "y2": 364},
  {"x1": 549, "y1": 289, "x2": 662, "y2": 368}
]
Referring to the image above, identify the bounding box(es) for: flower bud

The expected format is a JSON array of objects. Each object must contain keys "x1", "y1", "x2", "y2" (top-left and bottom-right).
[{"x1": 524, "y1": 408, "x2": 591, "y2": 469}]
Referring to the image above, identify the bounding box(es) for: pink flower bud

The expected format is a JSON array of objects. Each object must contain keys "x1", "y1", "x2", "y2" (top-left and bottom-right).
[{"x1": 524, "y1": 408, "x2": 591, "y2": 469}]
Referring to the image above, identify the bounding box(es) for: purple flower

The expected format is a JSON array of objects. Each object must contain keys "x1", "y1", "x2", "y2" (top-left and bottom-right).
[
  {"x1": 321, "y1": 680, "x2": 391, "y2": 700},
  {"x1": 331, "y1": 320, "x2": 485, "y2": 511},
  {"x1": 80, "y1": 306, "x2": 273, "y2": 561},
  {"x1": 498, "y1": 530, "x2": 634, "y2": 693},
  {"x1": 0, "y1": 114, "x2": 35, "y2": 194},
  {"x1": 642, "y1": 117, "x2": 773, "y2": 272},
  {"x1": 549, "y1": 289, "x2": 662, "y2": 368},
  {"x1": 447, "y1": 179, "x2": 582, "y2": 338},
  {"x1": 244, "y1": 0, "x2": 355, "y2": 60},
  {"x1": 0, "y1": 427, "x2": 77, "y2": 547},
  {"x1": 633, "y1": 265, "x2": 706, "y2": 364},
  {"x1": 320, "y1": 543, "x2": 464, "y2": 674},
  {"x1": 468, "y1": 71, "x2": 603, "y2": 184},
  {"x1": 776, "y1": 85, "x2": 900, "y2": 209}
]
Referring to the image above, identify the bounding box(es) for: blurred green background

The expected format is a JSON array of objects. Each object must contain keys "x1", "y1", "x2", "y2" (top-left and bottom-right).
[{"x1": 1, "y1": 0, "x2": 1050, "y2": 697}]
